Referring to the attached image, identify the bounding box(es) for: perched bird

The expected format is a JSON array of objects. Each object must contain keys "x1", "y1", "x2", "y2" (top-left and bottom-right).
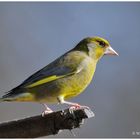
[{"x1": 0, "y1": 36, "x2": 118, "y2": 115}]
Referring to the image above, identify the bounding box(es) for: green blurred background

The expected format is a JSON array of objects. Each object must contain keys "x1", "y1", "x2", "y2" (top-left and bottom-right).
[{"x1": 0, "y1": 2, "x2": 140, "y2": 138}]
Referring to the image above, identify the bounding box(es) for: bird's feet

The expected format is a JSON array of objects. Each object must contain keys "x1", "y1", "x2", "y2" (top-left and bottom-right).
[
  {"x1": 69, "y1": 103, "x2": 90, "y2": 109},
  {"x1": 42, "y1": 108, "x2": 53, "y2": 117},
  {"x1": 69, "y1": 103, "x2": 90, "y2": 113},
  {"x1": 42, "y1": 103, "x2": 53, "y2": 117},
  {"x1": 57, "y1": 99, "x2": 90, "y2": 113}
]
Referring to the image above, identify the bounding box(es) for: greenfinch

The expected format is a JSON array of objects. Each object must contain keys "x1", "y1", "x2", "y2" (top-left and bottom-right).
[{"x1": 0, "y1": 36, "x2": 118, "y2": 114}]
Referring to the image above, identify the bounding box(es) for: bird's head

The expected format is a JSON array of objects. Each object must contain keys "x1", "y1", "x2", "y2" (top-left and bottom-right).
[{"x1": 74, "y1": 36, "x2": 118, "y2": 60}]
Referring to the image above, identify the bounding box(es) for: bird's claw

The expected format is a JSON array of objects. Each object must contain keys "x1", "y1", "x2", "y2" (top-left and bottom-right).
[
  {"x1": 70, "y1": 104, "x2": 90, "y2": 110},
  {"x1": 42, "y1": 109, "x2": 53, "y2": 117},
  {"x1": 69, "y1": 104, "x2": 90, "y2": 114}
]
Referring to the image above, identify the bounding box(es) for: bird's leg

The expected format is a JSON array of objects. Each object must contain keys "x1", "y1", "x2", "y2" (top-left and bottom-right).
[
  {"x1": 57, "y1": 96, "x2": 89, "y2": 111},
  {"x1": 41, "y1": 103, "x2": 53, "y2": 117},
  {"x1": 62, "y1": 100, "x2": 90, "y2": 110}
]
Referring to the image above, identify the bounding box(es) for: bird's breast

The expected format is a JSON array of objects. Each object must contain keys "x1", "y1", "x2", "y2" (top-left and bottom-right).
[{"x1": 61, "y1": 58, "x2": 97, "y2": 99}]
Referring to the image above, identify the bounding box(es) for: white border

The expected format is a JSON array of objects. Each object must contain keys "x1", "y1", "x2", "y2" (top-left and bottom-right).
[{"x1": 0, "y1": 0, "x2": 140, "y2": 2}]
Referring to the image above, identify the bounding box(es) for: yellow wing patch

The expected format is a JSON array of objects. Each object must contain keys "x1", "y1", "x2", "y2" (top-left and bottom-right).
[
  {"x1": 26, "y1": 75, "x2": 65, "y2": 88},
  {"x1": 26, "y1": 67, "x2": 83, "y2": 89}
]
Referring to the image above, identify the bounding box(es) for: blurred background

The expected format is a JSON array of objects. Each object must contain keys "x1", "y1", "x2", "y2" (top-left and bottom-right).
[{"x1": 0, "y1": 2, "x2": 139, "y2": 138}]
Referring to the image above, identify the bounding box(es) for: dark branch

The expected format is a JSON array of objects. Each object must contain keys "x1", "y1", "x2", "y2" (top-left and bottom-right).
[{"x1": 0, "y1": 108, "x2": 94, "y2": 138}]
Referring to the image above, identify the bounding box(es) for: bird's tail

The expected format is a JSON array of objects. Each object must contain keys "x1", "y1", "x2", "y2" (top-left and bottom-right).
[
  {"x1": 0, "y1": 96, "x2": 15, "y2": 102},
  {"x1": 0, "y1": 98, "x2": 4, "y2": 102},
  {"x1": 1, "y1": 87, "x2": 35, "y2": 102},
  {"x1": 0, "y1": 87, "x2": 27, "y2": 102}
]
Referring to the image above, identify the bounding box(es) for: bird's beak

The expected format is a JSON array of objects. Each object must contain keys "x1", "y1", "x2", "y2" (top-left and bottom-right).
[{"x1": 104, "y1": 46, "x2": 119, "y2": 56}]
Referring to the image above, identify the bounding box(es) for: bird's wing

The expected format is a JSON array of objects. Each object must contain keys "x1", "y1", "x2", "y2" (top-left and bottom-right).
[{"x1": 20, "y1": 59, "x2": 83, "y2": 88}]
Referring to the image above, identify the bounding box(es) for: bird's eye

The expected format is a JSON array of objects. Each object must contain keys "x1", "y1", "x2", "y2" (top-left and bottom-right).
[{"x1": 99, "y1": 41, "x2": 106, "y2": 47}]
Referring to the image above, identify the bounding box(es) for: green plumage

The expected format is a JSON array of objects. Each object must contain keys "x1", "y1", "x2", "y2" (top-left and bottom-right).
[{"x1": 1, "y1": 36, "x2": 118, "y2": 104}]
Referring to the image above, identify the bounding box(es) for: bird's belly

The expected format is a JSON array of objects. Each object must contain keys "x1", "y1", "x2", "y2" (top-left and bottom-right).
[
  {"x1": 57, "y1": 67, "x2": 95, "y2": 100},
  {"x1": 31, "y1": 63, "x2": 96, "y2": 103}
]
